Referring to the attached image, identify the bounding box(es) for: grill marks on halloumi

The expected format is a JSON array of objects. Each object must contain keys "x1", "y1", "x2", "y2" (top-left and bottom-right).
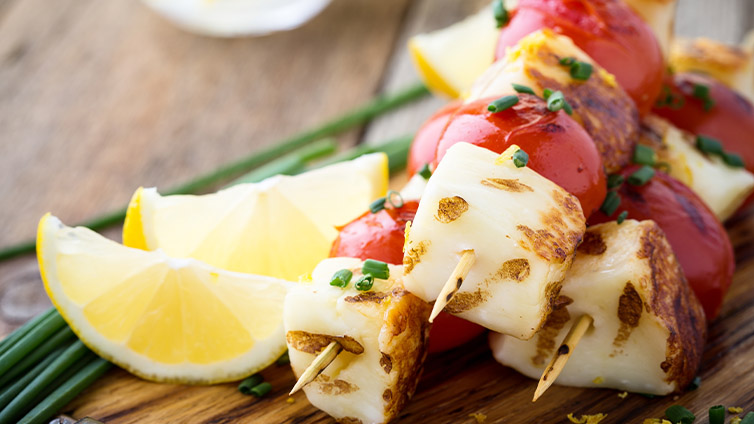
[
  {"x1": 490, "y1": 220, "x2": 706, "y2": 395},
  {"x1": 285, "y1": 258, "x2": 430, "y2": 424},
  {"x1": 467, "y1": 29, "x2": 639, "y2": 173},
  {"x1": 403, "y1": 143, "x2": 585, "y2": 340}
]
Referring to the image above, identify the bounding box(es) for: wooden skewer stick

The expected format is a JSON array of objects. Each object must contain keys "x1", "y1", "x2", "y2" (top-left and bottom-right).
[
  {"x1": 429, "y1": 250, "x2": 476, "y2": 323},
  {"x1": 289, "y1": 341, "x2": 343, "y2": 395},
  {"x1": 532, "y1": 314, "x2": 594, "y2": 402}
]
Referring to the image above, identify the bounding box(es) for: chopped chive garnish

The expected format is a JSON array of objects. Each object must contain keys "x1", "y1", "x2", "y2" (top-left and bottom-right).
[
  {"x1": 723, "y1": 152, "x2": 746, "y2": 168},
  {"x1": 692, "y1": 83, "x2": 715, "y2": 111},
  {"x1": 633, "y1": 145, "x2": 656, "y2": 166},
  {"x1": 655, "y1": 84, "x2": 686, "y2": 109},
  {"x1": 492, "y1": 0, "x2": 509, "y2": 27},
  {"x1": 369, "y1": 197, "x2": 386, "y2": 214},
  {"x1": 617, "y1": 210, "x2": 628, "y2": 224},
  {"x1": 607, "y1": 174, "x2": 624, "y2": 189},
  {"x1": 488, "y1": 95, "x2": 519, "y2": 113},
  {"x1": 600, "y1": 191, "x2": 621, "y2": 216},
  {"x1": 250, "y1": 381, "x2": 272, "y2": 397},
  {"x1": 418, "y1": 163, "x2": 432, "y2": 180},
  {"x1": 329, "y1": 269, "x2": 353, "y2": 288},
  {"x1": 639, "y1": 393, "x2": 656, "y2": 399},
  {"x1": 559, "y1": 57, "x2": 575, "y2": 66},
  {"x1": 546, "y1": 91, "x2": 573, "y2": 115},
  {"x1": 386, "y1": 190, "x2": 404, "y2": 208},
  {"x1": 695, "y1": 135, "x2": 724, "y2": 156},
  {"x1": 665, "y1": 405, "x2": 695, "y2": 424},
  {"x1": 569, "y1": 61, "x2": 593, "y2": 80},
  {"x1": 687, "y1": 376, "x2": 701, "y2": 390},
  {"x1": 238, "y1": 374, "x2": 264, "y2": 395},
  {"x1": 627, "y1": 165, "x2": 655, "y2": 186},
  {"x1": 512, "y1": 149, "x2": 529, "y2": 168},
  {"x1": 512, "y1": 83, "x2": 535, "y2": 95},
  {"x1": 355, "y1": 274, "x2": 375, "y2": 291},
  {"x1": 362, "y1": 259, "x2": 390, "y2": 279},
  {"x1": 741, "y1": 412, "x2": 754, "y2": 424},
  {"x1": 709, "y1": 405, "x2": 725, "y2": 424},
  {"x1": 276, "y1": 350, "x2": 290, "y2": 366},
  {"x1": 543, "y1": 88, "x2": 553, "y2": 100}
]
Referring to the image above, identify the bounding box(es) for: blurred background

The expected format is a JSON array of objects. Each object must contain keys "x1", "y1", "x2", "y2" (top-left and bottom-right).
[{"x1": 0, "y1": 0, "x2": 752, "y2": 334}]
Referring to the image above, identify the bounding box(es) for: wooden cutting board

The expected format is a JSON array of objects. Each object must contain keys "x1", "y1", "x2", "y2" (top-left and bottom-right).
[{"x1": 60, "y1": 199, "x2": 754, "y2": 424}]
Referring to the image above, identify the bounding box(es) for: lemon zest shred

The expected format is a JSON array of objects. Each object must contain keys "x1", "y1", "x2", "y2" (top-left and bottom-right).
[
  {"x1": 729, "y1": 407, "x2": 744, "y2": 414},
  {"x1": 469, "y1": 412, "x2": 487, "y2": 423},
  {"x1": 568, "y1": 413, "x2": 607, "y2": 424}
]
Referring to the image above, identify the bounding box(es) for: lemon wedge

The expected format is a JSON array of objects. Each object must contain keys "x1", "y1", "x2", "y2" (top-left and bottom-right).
[
  {"x1": 123, "y1": 153, "x2": 388, "y2": 281},
  {"x1": 38, "y1": 214, "x2": 293, "y2": 384},
  {"x1": 409, "y1": 5, "x2": 500, "y2": 98}
]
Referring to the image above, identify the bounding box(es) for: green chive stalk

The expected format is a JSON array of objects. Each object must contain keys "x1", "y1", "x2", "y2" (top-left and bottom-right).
[
  {"x1": 0, "y1": 340, "x2": 89, "y2": 423},
  {"x1": 0, "y1": 312, "x2": 66, "y2": 376},
  {"x1": 17, "y1": 358, "x2": 111, "y2": 424},
  {"x1": 0, "y1": 350, "x2": 61, "y2": 410},
  {"x1": 0, "y1": 326, "x2": 76, "y2": 388},
  {"x1": 0, "y1": 308, "x2": 56, "y2": 357},
  {"x1": 230, "y1": 138, "x2": 337, "y2": 185},
  {"x1": 0, "y1": 83, "x2": 429, "y2": 262}
]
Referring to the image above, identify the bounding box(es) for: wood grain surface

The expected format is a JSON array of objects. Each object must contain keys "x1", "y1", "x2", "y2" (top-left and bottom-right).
[{"x1": 1, "y1": 0, "x2": 753, "y2": 422}]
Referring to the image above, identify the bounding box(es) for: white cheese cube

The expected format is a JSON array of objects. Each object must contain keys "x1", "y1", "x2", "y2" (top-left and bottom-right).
[
  {"x1": 640, "y1": 114, "x2": 754, "y2": 220},
  {"x1": 284, "y1": 258, "x2": 431, "y2": 424},
  {"x1": 490, "y1": 220, "x2": 706, "y2": 395},
  {"x1": 403, "y1": 142, "x2": 585, "y2": 340},
  {"x1": 467, "y1": 29, "x2": 638, "y2": 173}
]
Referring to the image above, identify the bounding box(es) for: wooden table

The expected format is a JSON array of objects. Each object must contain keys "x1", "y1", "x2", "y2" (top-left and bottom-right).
[{"x1": 1, "y1": 0, "x2": 753, "y2": 422}]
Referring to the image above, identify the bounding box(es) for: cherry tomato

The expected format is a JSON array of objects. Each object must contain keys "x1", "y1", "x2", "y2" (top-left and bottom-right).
[
  {"x1": 652, "y1": 72, "x2": 754, "y2": 207},
  {"x1": 432, "y1": 96, "x2": 606, "y2": 218},
  {"x1": 330, "y1": 201, "x2": 419, "y2": 265},
  {"x1": 589, "y1": 166, "x2": 734, "y2": 319},
  {"x1": 496, "y1": 0, "x2": 664, "y2": 116},
  {"x1": 407, "y1": 101, "x2": 460, "y2": 177},
  {"x1": 330, "y1": 201, "x2": 486, "y2": 353}
]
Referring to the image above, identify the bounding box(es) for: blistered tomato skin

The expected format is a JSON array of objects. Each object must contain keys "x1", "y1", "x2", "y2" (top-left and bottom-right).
[
  {"x1": 433, "y1": 96, "x2": 606, "y2": 218},
  {"x1": 407, "y1": 101, "x2": 460, "y2": 177},
  {"x1": 496, "y1": 0, "x2": 664, "y2": 116},
  {"x1": 329, "y1": 201, "x2": 486, "y2": 353},
  {"x1": 653, "y1": 72, "x2": 754, "y2": 207},
  {"x1": 589, "y1": 167, "x2": 734, "y2": 319}
]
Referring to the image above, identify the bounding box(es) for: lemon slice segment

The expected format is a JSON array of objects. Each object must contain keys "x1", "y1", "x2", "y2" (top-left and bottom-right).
[
  {"x1": 38, "y1": 214, "x2": 293, "y2": 384},
  {"x1": 409, "y1": 6, "x2": 500, "y2": 98},
  {"x1": 123, "y1": 153, "x2": 388, "y2": 281}
]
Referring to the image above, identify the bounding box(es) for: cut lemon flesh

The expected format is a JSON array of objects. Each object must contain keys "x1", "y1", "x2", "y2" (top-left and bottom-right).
[
  {"x1": 409, "y1": 5, "x2": 500, "y2": 98},
  {"x1": 123, "y1": 153, "x2": 388, "y2": 281},
  {"x1": 38, "y1": 214, "x2": 294, "y2": 384}
]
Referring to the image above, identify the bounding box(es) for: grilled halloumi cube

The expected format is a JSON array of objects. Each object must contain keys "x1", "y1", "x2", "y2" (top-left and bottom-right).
[
  {"x1": 467, "y1": 29, "x2": 638, "y2": 173},
  {"x1": 403, "y1": 142, "x2": 585, "y2": 340},
  {"x1": 284, "y1": 258, "x2": 431, "y2": 424},
  {"x1": 623, "y1": 0, "x2": 677, "y2": 58},
  {"x1": 670, "y1": 37, "x2": 754, "y2": 103},
  {"x1": 490, "y1": 220, "x2": 706, "y2": 395},
  {"x1": 639, "y1": 114, "x2": 754, "y2": 220}
]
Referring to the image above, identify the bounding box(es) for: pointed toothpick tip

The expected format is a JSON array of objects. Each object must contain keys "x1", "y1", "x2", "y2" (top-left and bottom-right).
[
  {"x1": 429, "y1": 250, "x2": 476, "y2": 322},
  {"x1": 289, "y1": 341, "x2": 342, "y2": 395},
  {"x1": 532, "y1": 314, "x2": 593, "y2": 402}
]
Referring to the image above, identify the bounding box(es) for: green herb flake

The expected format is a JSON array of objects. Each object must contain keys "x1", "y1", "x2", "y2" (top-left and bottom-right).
[
  {"x1": 418, "y1": 163, "x2": 432, "y2": 180},
  {"x1": 329, "y1": 269, "x2": 353, "y2": 288},
  {"x1": 600, "y1": 191, "x2": 621, "y2": 216},
  {"x1": 617, "y1": 210, "x2": 628, "y2": 224},
  {"x1": 627, "y1": 165, "x2": 655, "y2": 186},
  {"x1": 355, "y1": 274, "x2": 375, "y2": 291},
  {"x1": 512, "y1": 83, "x2": 536, "y2": 95},
  {"x1": 492, "y1": 0, "x2": 509, "y2": 28},
  {"x1": 362, "y1": 259, "x2": 390, "y2": 280},
  {"x1": 488, "y1": 95, "x2": 519, "y2": 113},
  {"x1": 665, "y1": 405, "x2": 695, "y2": 424},
  {"x1": 512, "y1": 149, "x2": 529, "y2": 168}
]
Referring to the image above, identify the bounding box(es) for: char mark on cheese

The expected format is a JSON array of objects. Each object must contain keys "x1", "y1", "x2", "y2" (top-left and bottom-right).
[
  {"x1": 497, "y1": 258, "x2": 531, "y2": 282},
  {"x1": 577, "y1": 231, "x2": 607, "y2": 255},
  {"x1": 435, "y1": 196, "x2": 469, "y2": 223},
  {"x1": 315, "y1": 375, "x2": 359, "y2": 395},
  {"x1": 612, "y1": 282, "x2": 643, "y2": 352},
  {"x1": 444, "y1": 288, "x2": 489, "y2": 314},
  {"x1": 403, "y1": 240, "x2": 429, "y2": 273},
  {"x1": 380, "y1": 352, "x2": 393, "y2": 374},
  {"x1": 481, "y1": 178, "x2": 534, "y2": 192},
  {"x1": 531, "y1": 295, "x2": 573, "y2": 366},
  {"x1": 286, "y1": 331, "x2": 365, "y2": 355},
  {"x1": 345, "y1": 291, "x2": 390, "y2": 304}
]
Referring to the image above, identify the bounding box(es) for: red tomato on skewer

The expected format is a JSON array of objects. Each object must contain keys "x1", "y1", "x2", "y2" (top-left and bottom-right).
[
  {"x1": 330, "y1": 201, "x2": 486, "y2": 353},
  {"x1": 408, "y1": 95, "x2": 607, "y2": 218},
  {"x1": 495, "y1": 0, "x2": 664, "y2": 116},
  {"x1": 589, "y1": 166, "x2": 734, "y2": 319}
]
